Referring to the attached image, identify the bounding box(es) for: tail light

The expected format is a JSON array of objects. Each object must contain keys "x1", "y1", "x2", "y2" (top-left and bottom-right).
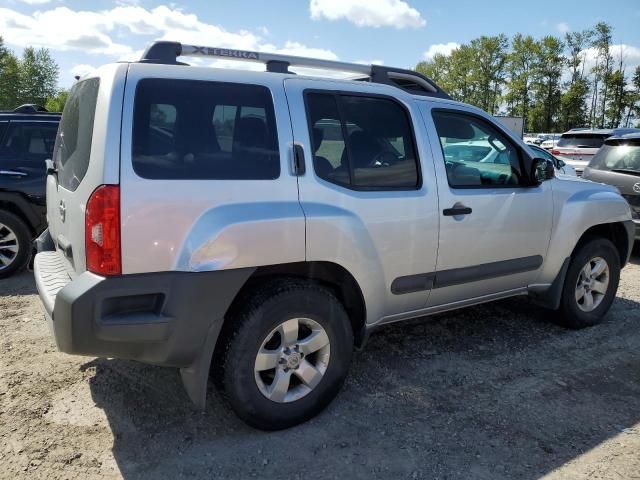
[
  {"x1": 551, "y1": 149, "x2": 560, "y2": 156},
  {"x1": 85, "y1": 185, "x2": 121, "y2": 276}
]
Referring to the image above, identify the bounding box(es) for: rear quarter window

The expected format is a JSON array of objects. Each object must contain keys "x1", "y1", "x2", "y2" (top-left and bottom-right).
[
  {"x1": 53, "y1": 78, "x2": 100, "y2": 191},
  {"x1": 132, "y1": 79, "x2": 280, "y2": 180}
]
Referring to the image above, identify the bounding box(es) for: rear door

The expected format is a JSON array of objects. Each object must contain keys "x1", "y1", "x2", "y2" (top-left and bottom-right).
[
  {"x1": 284, "y1": 78, "x2": 440, "y2": 321},
  {"x1": 46, "y1": 64, "x2": 127, "y2": 274}
]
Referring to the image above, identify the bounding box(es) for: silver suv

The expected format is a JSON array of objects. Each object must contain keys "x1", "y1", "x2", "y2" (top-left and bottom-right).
[{"x1": 34, "y1": 42, "x2": 635, "y2": 430}]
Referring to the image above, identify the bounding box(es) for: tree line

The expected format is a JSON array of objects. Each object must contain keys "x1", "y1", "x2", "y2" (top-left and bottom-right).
[
  {"x1": 416, "y1": 22, "x2": 640, "y2": 133},
  {"x1": 0, "y1": 36, "x2": 66, "y2": 112}
]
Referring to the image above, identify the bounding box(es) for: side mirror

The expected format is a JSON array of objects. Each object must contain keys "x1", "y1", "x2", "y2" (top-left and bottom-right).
[
  {"x1": 557, "y1": 159, "x2": 566, "y2": 168},
  {"x1": 531, "y1": 157, "x2": 555, "y2": 184}
]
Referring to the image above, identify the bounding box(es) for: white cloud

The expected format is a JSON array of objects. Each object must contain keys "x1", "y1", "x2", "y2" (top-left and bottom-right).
[
  {"x1": 0, "y1": 5, "x2": 340, "y2": 67},
  {"x1": 556, "y1": 22, "x2": 570, "y2": 34},
  {"x1": 16, "y1": 0, "x2": 53, "y2": 4},
  {"x1": 581, "y1": 44, "x2": 640, "y2": 74},
  {"x1": 70, "y1": 64, "x2": 97, "y2": 79},
  {"x1": 355, "y1": 59, "x2": 384, "y2": 65},
  {"x1": 309, "y1": 0, "x2": 425, "y2": 29},
  {"x1": 423, "y1": 42, "x2": 460, "y2": 60}
]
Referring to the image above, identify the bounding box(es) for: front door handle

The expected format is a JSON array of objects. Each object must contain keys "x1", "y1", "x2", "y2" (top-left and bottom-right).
[
  {"x1": 443, "y1": 205, "x2": 472, "y2": 216},
  {"x1": 0, "y1": 169, "x2": 28, "y2": 177}
]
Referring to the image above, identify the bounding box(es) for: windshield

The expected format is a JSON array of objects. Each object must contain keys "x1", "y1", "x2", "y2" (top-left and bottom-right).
[
  {"x1": 589, "y1": 144, "x2": 640, "y2": 172},
  {"x1": 557, "y1": 134, "x2": 608, "y2": 149}
]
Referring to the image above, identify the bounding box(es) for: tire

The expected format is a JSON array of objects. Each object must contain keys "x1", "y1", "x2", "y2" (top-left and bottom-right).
[
  {"x1": 557, "y1": 237, "x2": 621, "y2": 329},
  {"x1": 216, "y1": 279, "x2": 354, "y2": 430},
  {"x1": 0, "y1": 210, "x2": 31, "y2": 279}
]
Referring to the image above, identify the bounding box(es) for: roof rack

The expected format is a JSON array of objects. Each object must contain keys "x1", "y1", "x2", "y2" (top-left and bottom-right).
[{"x1": 139, "y1": 41, "x2": 450, "y2": 99}]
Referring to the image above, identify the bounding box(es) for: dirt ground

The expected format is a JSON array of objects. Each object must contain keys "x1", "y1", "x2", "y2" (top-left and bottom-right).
[{"x1": 1, "y1": 248, "x2": 640, "y2": 480}]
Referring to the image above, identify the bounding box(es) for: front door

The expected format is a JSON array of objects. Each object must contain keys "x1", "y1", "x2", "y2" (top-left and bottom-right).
[
  {"x1": 421, "y1": 105, "x2": 553, "y2": 307},
  {"x1": 284, "y1": 79, "x2": 440, "y2": 323}
]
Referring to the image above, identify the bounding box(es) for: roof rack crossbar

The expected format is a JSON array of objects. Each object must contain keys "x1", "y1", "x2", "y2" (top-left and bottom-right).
[{"x1": 139, "y1": 41, "x2": 451, "y2": 99}]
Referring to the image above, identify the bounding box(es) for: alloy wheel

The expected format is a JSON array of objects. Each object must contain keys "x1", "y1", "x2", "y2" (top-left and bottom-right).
[{"x1": 254, "y1": 317, "x2": 331, "y2": 403}]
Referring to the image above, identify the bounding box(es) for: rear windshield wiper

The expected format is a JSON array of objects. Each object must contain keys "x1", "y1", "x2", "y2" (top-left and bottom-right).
[{"x1": 611, "y1": 168, "x2": 640, "y2": 176}]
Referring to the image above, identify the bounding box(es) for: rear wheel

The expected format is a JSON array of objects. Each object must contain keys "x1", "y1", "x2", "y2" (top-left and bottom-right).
[
  {"x1": 0, "y1": 210, "x2": 31, "y2": 279},
  {"x1": 217, "y1": 279, "x2": 353, "y2": 430},
  {"x1": 558, "y1": 237, "x2": 621, "y2": 329}
]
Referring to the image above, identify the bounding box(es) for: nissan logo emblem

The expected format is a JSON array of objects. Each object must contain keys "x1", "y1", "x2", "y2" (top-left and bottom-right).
[{"x1": 634, "y1": 183, "x2": 640, "y2": 194}]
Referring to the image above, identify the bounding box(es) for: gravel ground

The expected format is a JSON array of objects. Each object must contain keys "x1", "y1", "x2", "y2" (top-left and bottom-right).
[{"x1": 1, "y1": 247, "x2": 640, "y2": 480}]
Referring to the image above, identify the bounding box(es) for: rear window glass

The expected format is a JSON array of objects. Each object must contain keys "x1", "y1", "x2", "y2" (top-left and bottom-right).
[
  {"x1": 557, "y1": 134, "x2": 608, "y2": 149},
  {"x1": 53, "y1": 78, "x2": 100, "y2": 191},
  {"x1": 132, "y1": 79, "x2": 280, "y2": 180},
  {"x1": 590, "y1": 144, "x2": 640, "y2": 172}
]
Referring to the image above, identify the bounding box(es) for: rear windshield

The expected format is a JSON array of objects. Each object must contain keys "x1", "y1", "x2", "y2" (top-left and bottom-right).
[
  {"x1": 53, "y1": 78, "x2": 100, "y2": 191},
  {"x1": 132, "y1": 79, "x2": 280, "y2": 180},
  {"x1": 557, "y1": 134, "x2": 608, "y2": 149},
  {"x1": 589, "y1": 143, "x2": 640, "y2": 172}
]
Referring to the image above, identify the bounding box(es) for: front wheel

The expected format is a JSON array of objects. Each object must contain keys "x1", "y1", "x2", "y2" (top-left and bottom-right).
[
  {"x1": 217, "y1": 280, "x2": 354, "y2": 430},
  {"x1": 558, "y1": 237, "x2": 621, "y2": 329}
]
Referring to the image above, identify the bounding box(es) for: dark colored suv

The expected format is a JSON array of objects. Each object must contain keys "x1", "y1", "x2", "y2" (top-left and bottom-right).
[
  {"x1": 0, "y1": 104, "x2": 60, "y2": 277},
  {"x1": 583, "y1": 133, "x2": 640, "y2": 241}
]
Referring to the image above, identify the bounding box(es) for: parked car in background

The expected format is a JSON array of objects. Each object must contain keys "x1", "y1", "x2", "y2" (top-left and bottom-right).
[
  {"x1": 527, "y1": 144, "x2": 576, "y2": 176},
  {"x1": 583, "y1": 133, "x2": 640, "y2": 241},
  {"x1": 552, "y1": 128, "x2": 640, "y2": 176},
  {"x1": 0, "y1": 104, "x2": 60, "y2": 278},
  {"x1": 540, "y1": 134, "x2": 561, "y2": 150}
]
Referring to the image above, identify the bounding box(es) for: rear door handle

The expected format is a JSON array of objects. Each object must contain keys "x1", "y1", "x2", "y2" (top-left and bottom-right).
[
  {"x1": 443, "y1": 205, "x2": 472, "y2": 216},
  {"x1": 0, "y1": 169, "x2": 28, "y2": 177}
]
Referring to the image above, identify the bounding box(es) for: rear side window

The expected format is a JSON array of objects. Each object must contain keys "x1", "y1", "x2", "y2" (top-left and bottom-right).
[
  {"x1": 53, "y1": 78, "x2": 100, "y2": 191},
  {"x1": 132, "y1": 79, "x2": 280, "y2": 180},
  {"x1": 557, "y1": 134, "x2": 607, "y2": 148},
  {"x1": 0, "y1": 122, "x2": 7, "y2": 143},
  {"x1": 4, "y1": 123, "x2": 58, "y2": 160},
  {"x1": 306, "y1": 92, "x2": 419, "y2": 189}
]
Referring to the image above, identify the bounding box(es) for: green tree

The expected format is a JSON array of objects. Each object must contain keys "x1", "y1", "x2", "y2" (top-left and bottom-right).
[
  {"x1": 44, "y1": 88, "x2": 68, "y2": 112},
  {"x1": 589, "y1": 22, "x2": 613, "y2": 127},
  {"x1": 0, "y1": 36, "x2": 20, "y2": 109},
  {"x1": 559, "y1": 30, "x2": 592, "y2": 130},
  {"x1": 17, "y1": 47, "x2": 59, "y2": 107},
  {"x1": 528, "y1": 36, "x2": 564, "y2": 132},
  {"x1": 504, "y1": 34, "x2": 539, "y2": 125}
]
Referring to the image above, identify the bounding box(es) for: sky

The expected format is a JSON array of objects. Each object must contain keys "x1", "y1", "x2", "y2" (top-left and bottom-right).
[{"x1": 1, "y1": 0, "x2": 639, "y2": 88}]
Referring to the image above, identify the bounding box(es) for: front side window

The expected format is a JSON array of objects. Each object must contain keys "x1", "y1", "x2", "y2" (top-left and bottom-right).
[
  {"x1": 306, "y1": 92, "x2": 419, "y2": 189},
  {"x1": 3, "y1": 123, "x2": 58, "y2": 160},
  {"x1": 132, "y1": 79, "x2": 280, "y2": 180},
  {"x1": 432, "y1": 111, "x2": 523, "y2": 188},
  {"x1": 53, "y1": 78, "x2": 100, "y2": 191}
]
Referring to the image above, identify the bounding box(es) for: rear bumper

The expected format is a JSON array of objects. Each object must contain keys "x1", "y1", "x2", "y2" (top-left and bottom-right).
[{"x1": 34, "y1": 245, "x2": 254, "y2": 368}]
